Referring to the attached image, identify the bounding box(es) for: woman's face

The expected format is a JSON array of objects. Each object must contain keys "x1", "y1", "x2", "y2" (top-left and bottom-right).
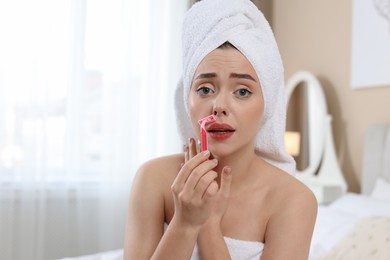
[{"x1": 188, "y1": 47, "x2": 264, "y2": 157}]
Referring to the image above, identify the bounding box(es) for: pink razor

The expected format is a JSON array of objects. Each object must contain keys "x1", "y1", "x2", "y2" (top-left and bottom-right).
[{"x1": 198, "y1": 115, "x2": 216, "y2": 152}]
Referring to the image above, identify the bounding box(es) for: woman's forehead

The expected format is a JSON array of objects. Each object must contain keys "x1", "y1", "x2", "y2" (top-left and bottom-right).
[{"x1": 194, "y1": 48, "x2": 259, "y2": 81}]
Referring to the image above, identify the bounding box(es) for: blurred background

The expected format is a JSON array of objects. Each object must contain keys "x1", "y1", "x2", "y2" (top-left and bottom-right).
[
  {"x1": 0, "y1": 0, "x2": 186, "y2": 259},
  {"x1": 1, "y1": 0, "x2": 390, "y2": 259}
]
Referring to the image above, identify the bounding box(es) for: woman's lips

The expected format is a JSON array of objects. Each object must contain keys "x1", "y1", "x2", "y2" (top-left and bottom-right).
[
  {"x1": 208, "y1": 131, "x2": 235, "y2": 140},
  {"x1": 207, "y1": 123, "x2": 235, "y2": 140}
]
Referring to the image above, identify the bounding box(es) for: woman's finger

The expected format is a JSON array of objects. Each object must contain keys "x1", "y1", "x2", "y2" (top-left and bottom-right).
[
  {"x1": 183, "y1": 159, "x2": 218, "y2": 194},
  {"x1": 171, "y1": 150, "x2": 211, "y2": 192},
  {"x1": 203, "y1": 181, "x2": 219, "y2": 200},
  {"x1": 189, "y1": 138, "x2": 198, "y2": 159},
  {"x1": 191, "y1": 170, "x2": 218, "y2": 199},
  {"x1": 219, "y1": 167, "x2": 232, "y2": 198},
  {"x1": 184, "y1": 145, "x2": 189, "y2": 163}
]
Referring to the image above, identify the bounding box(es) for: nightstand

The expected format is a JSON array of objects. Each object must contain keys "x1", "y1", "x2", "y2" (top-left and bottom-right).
[{"x1": 298, "y1": 177, "x2": 346, "y2": 205}]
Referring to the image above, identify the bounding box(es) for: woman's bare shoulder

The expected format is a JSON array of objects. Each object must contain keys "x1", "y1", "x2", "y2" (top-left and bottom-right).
[
  {"x1": 133, "y1": 153, "x2": 184, "y2": 186},
  {"x1": 261, "y1": 166, "x2": 317, "y2": 258},
  {"x1": 263, "y1": 169, "x2": 317, "y2": 259},
  {"x1": 139, "y1": 153, "x2": 183, "y2": 172},
  {"x1": 265, "y1": 165, "x2": 317, "y2": 211}
]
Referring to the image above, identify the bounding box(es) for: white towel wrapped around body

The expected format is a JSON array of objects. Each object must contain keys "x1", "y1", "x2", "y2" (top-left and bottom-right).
[{"x1": 175, "y1": 0, "x2": 295, "y2": 175}]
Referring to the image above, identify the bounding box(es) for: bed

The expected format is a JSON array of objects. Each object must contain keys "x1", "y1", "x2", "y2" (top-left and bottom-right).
[
  {"x1": 60, "y1": 125, "x2": 390, "y2": 260},
  {"x1": 309, "y1": 124, "x2": 390, "y2": 259}
]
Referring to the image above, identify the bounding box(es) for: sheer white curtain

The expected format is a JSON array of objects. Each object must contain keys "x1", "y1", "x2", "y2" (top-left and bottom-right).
[{"x1": 0, "y1": 0, "x2": 187, "y2": 259}]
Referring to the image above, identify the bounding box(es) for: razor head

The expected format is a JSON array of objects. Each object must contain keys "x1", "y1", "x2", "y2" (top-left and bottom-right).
[{"x1": 198, "y1": 114, "x2": 216, "y2": 127}]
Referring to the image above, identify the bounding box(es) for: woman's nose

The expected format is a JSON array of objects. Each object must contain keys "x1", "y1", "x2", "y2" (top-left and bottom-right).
[
  {"x1": 213, "y1": 107, "x2": 228, "y2": 116},
  {"x1": 212, "y1": 95, "x2": 229, "y2": 116}
]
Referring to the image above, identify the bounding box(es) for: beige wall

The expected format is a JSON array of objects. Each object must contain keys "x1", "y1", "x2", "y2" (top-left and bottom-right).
[{"x1": 260, "y1": 0, "x2": 390, "y2": 192}]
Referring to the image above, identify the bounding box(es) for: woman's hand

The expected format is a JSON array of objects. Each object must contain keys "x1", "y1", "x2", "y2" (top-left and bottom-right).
[
  {"x1": 204, "y1": 166, "x2": 232, "y2": 226},
  {"x1": 182, "y1": 138, "x2": 233, "y2": 260},
  {"x1": 173, "y1": 138, "x2": 232, "y2": 228},
  {"x1": 170, "y1": 138, "x2": 220, "y2": 228},
  {"x1": 189, "y1": 139, "x2": 232, "y2": 226}
]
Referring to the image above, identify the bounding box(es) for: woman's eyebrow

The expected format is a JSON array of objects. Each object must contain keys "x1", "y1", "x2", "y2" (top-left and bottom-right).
[
  {"x1": 230, "y1": 73, "x2": 257, "y2": 82},
  {"x1": 194, "y1": 72, "x2": 257, "y2": 82},
  {"x1": 194, "y1": 72, "x2": 217, "y2": 80}
]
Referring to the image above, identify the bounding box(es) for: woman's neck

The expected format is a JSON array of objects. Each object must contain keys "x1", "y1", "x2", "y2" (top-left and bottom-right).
[{"x1": 212, "y1": 146, "x2": 264, "y2": 194}]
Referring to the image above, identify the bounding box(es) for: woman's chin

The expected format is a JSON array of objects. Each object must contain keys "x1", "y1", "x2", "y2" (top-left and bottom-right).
[{"x1": 209, "y1": 148, "x2": 232, "y2": 159}]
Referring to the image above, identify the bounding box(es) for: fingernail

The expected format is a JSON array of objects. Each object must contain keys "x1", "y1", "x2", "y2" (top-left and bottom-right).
[
  {"x1": 224, "y1": 167, "x2": 231, "y2": 174},
  {"x1": 212, "y1": 159, "x2": 218, "y2": 165},
  {"x1": 202, "y1": 150, "x2": 210, "y2": 156}
]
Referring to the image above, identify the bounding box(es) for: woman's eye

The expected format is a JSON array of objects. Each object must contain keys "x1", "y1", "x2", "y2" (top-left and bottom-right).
[
  {"x1": 195, "y1": 86, "x2": 214, "y2": 95},
  {"x1": 235, "y1": 88, "x2": 252, "y2": 97}
]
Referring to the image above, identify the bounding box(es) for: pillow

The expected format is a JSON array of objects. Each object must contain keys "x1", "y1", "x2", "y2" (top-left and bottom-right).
[
  {"x1": 371, "y1": 177, "x2": 390, "y2": 201},
  {"x1": 329, "y1": 193, "x2": 390, "y2": 218}
]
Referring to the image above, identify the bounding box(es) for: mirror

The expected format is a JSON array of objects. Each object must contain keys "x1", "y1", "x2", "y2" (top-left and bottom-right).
[
  {"x1": 285, "y1": 71, "x2": 348, "y2": 204},
  {"x1": 286, "y1": 71, "x2": 327, "y2": 176}
]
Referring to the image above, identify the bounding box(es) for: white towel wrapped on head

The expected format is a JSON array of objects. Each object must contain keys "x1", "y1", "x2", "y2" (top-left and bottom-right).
[{"x1": 175, "y1": 0, "x2": 295, "y2": 175}]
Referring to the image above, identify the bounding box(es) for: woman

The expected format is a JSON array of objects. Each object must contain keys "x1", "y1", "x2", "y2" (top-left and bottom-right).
[{"x1": 124, "y1": 0, "x2": 317, "y2": 259}]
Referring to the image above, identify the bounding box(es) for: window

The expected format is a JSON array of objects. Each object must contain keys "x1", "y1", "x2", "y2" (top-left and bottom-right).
[{"x1": 0, "y1": 0, "x2": 186, "y2": 183}]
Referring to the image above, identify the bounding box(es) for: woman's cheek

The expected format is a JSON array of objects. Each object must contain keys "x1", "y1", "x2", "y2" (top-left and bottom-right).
[{"x1": 188, "y1": 99, "x2": 201, "y2": 137}]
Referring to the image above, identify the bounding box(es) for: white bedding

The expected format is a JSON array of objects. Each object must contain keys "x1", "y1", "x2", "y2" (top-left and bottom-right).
[
  {"x1": 59, "y1": 249, "x2": 123, "y2": 260},
  {"x1": 309, "y1": 192, "x2": 390, "y2": 260},
  {"x1": 309, "y1": 124, "x2": 390, "y2": 259}
]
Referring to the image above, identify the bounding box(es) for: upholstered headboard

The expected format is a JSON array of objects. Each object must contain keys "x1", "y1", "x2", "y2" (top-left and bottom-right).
[{"x1": 361, "y1": 124, "x2": 390, "y2": 195}]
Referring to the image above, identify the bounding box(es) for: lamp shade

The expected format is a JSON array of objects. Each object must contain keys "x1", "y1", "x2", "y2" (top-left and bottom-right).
[{"x1": 285, "y1": 131, "x2": 301, "y2": 156}]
